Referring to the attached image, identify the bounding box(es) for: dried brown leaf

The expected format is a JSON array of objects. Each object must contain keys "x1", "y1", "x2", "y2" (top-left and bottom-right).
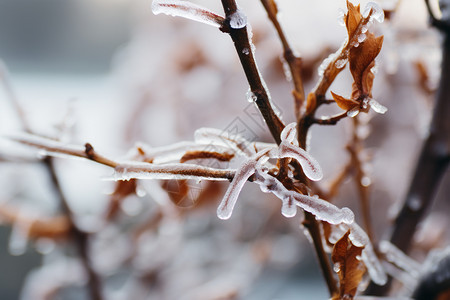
[
  {"x1": 345, "y1": 2, "x2": 362, "y2": 38},
  {"x1": 349, "y1": 34, "x2": 384, "y2": 99},
  {"x1": 331, "y1": 230, "x2": 366, "y2": 299},
  {"x1": 331, "y1": 91, "x2": 359, "y2": 111}
]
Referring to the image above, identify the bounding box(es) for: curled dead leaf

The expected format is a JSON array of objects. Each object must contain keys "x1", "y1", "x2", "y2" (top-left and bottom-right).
[{"x1": 331, "y1": 230, "x2": 366, "y2": 300}]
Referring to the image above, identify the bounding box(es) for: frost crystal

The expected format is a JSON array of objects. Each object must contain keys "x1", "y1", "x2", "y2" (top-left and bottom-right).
[
  {"x1": 363, "y1": 2, "x2": 385, "y2": 23},
  {"x1": 229, "y1": 9, "x2": 247, "y2": 29},
  {"x1": 152, "y1": 0, "x2": 225, "y2": 28}
]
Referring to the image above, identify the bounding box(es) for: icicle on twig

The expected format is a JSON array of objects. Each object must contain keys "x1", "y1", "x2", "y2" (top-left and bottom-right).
[{"x1": 152, "y1": 0, "x2": 225, "y2": 28}]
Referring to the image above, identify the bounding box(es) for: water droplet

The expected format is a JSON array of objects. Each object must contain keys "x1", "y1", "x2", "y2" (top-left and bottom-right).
[{"x1": 242, "y1": 48, "x2": 249, "y2": 55}]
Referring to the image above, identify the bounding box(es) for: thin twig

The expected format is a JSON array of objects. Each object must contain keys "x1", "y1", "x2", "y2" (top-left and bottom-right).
[
  {"x1": 260, "y1": 0, "x2": 305, "y2": 119},
  {"x1": 9, "y1": 134, "x2": 236, "y2": 181},
  {"x1": 313, "y1": 111, "x2": 349, "y2": 126},
  {"x1": 220, "y1": 0, "x2": 285, "y2": 144}
]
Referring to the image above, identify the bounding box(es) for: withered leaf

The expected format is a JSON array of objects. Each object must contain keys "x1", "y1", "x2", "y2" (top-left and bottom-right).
[
  {"x1": 331, "y1": 231, "x2": 366, "y2": 300},
  {"x1": 331, "y1": 91, "x2": 359, "y2": 111},
  {"x1": 349, "y1": 34, "x2": 384, "y2": 99},
  {"x1": 345, "y1": 2, "x2": 362, "y2": 38}
]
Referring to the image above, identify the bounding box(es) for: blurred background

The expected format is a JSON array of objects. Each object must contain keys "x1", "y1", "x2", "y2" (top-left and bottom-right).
[{"x1": 0, "y1": 0, "x2": 448, "y2": 299}]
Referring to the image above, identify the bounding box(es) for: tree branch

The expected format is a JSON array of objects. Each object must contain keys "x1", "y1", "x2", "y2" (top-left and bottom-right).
[
  {"x1": 260, "y1": 0, "x2": 305, "y2": 119},
  {"x1": 220, "y1": 0, "x2": 285, "y2": 144}
]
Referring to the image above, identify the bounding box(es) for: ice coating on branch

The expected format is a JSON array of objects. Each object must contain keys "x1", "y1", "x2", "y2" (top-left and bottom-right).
[
  {"x1": 113, "y1": 162, "x2": 234, "y2": 181},
  {"x1": 335, "y1": 58, "x2": 347, "y2": 69},
  {"x1": 152, "y1": 0, "x2": 225, "y2": 28},
  {"x1": 343, "y1": 222, "x2": 387, "y2": 285},
  {"x1": 379, "y1": 240, "x2": 421, "y2": 277},
  {"x1": 337, "y1": 8, "x2": 346, "y2": 26},
  {"x1": 217, "y1": 159, "x2": 257, "y2": 219},
  {"x1": 229, "y1": 9, "x2": 247, "y2": 29},
  {"x1": 362, "y1": 246, "x2": 388, "y2": 285},
  {"x1": 280, "y1": 56, "x2": 292, "y2": 82},
  {"x1": 363, "y1": 2, "x2": 385, "y2": 23},
  {"x1": 194, "y1": 127, "x2": 253, "y2": 156},
  {"x1": 368, "y1": 98, "x2": 387, "y2": 114},
  {"x1": 358, "y1": 33, "x2": 367, "y2": 43},
  {"x1": 278, "y1": 142, "x2": 323, "y2": 181},
  {"x1": 280, "y1": 122, "x2": 297, "y2": 144},
  {"x1": 254, "y1": 170, "x2": 354, "y2": 224}
]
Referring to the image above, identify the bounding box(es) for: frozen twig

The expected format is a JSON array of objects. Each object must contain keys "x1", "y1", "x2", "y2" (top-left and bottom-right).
[
  {"x1": 220, "y1": 0, "x2": 285, "y2": 144},
  {"x1": 260, "y1": 0, "x2": 305, "y2": 119}
]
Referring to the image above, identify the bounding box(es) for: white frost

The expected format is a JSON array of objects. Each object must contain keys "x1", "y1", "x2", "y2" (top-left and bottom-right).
[
  {"x1": 335, "y1": 58, "x2": 348, "y2": 69},
  {"x1": 152, "y1": 0, "x2": 225, "y2": 28}
]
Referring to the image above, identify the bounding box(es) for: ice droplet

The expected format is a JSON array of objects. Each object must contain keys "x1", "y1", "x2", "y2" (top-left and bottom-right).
[
  {"x1": 278, "y1": 141, "x2": 323, "y2": 181},
  {"x1": 246, "y1": 88, "x2": 257, "y2": 103},
  {"x1": 9, "y1": 221, "x2": 31, "y2": 256},
  {"x1": 407, "y1": 195, "x2": 422, "y2": 211},
  {"x1": 334, "y1": 262, "x2": 341, "y2": 273},
  {"x1": 358, "y1": 33, "x2": 367, "y2": 43},
  {"x1": 242, "y1": 48, "x2": 250, "y2": 55},
  {"x1": 361, "y1": 176, "x2": 372, "y2": 187},
  {"x1": 361, "y1": 26, "x2": 368, "y2": 33},
  {"x1": 352, "y1": 41, "x2": 360, "y2": 48},
  {"x1": 347, "y1": 107, "x2": 360, "y2": 118},
  {"x1": 152, "y1": 0, "x2": 224, "y2": 28},
  {"x1": 35, "y1": 238, "x2": 56, "y2": 255},
  {"x1": 280, "y1": 56, "x2": 292, "y2": 82},
  {"x1": 318, "y1": 53, "x2": 337, "y2": 77},
  {"x1": 281, "y1": 197, "x2": 297, "y2": 218},
  {"x1": 217, "y1": 159, "x2": 257, "y2": 219},
  {"x1": 363, "y1": 2, "x2": 385, "y2": 23},
  {"x1": 368, "y1": 98, "x2": 388, "y2": 114},
  {"x1": 335, "y1": 58, "x2": 347, "y2": 69},
  {"x1": 229, "y1": 9, "x2": 247, "y2": 29}
]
